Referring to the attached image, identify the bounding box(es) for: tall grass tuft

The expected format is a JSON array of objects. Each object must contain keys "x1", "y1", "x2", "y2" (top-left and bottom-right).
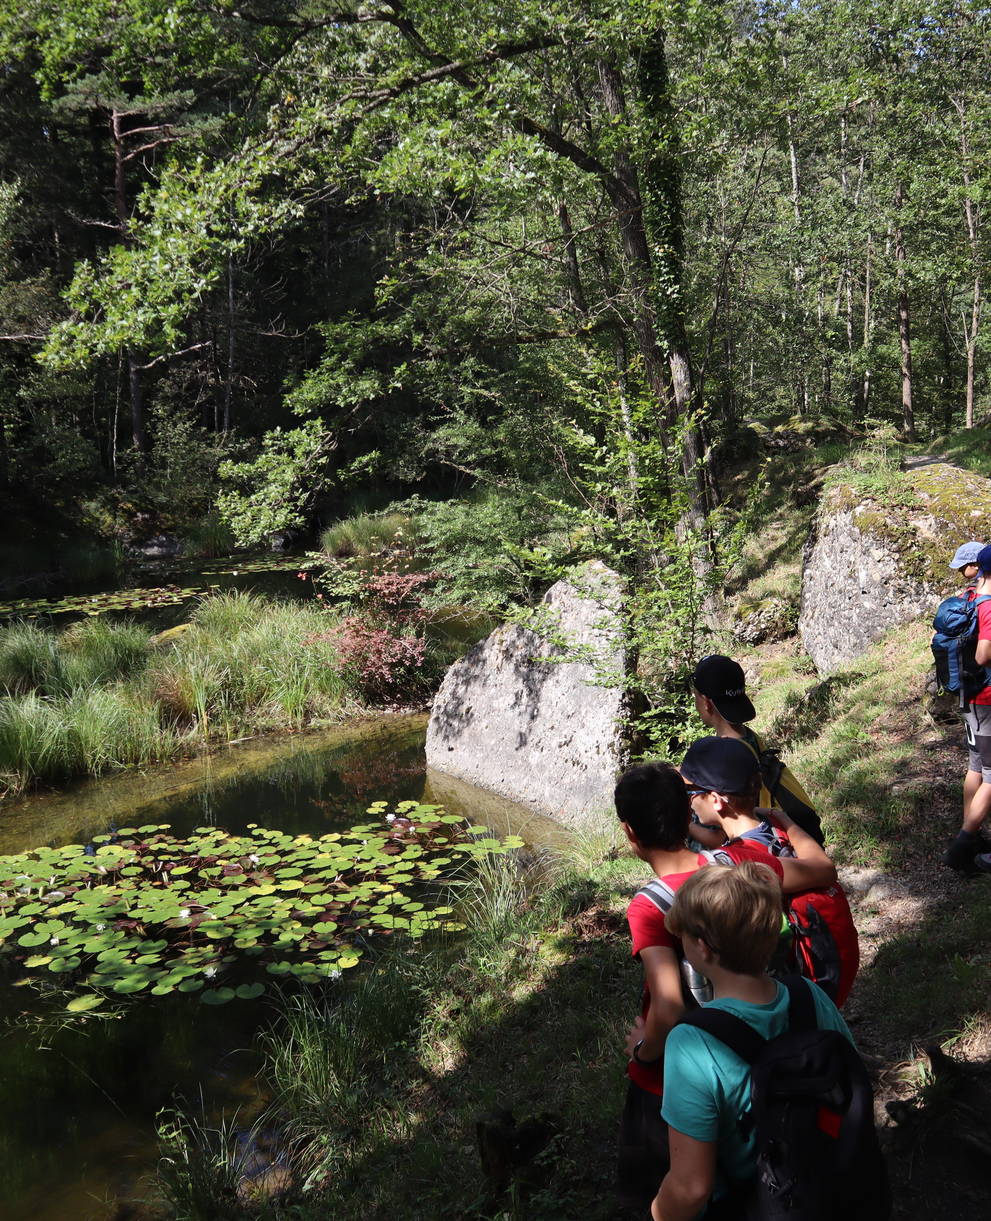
[
  {"x1": 0, "y1": 622, "x2": 66, "y2": 695},
  {"x1": 60, "y1": 619, "x2": 152, "y2": 689},
  {"x1": 320, "y1": 512, "x2": 414, "y2": 560},
  {"x1": 0, "y1": 591, "x2": 349, "y2": 794}
]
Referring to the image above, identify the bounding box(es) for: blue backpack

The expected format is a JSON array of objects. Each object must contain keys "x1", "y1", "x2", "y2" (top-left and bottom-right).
[{"x1": 931, "y1": 593, "x2": 991, "y2": 706}]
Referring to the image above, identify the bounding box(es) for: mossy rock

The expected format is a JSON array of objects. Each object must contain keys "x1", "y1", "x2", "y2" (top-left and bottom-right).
[
  {"x1": 800, "y1": 463, "x2": 991, "y2": 674},
  {"x1": 826, "y1": 463, "x2": 991, "y2": 591}
]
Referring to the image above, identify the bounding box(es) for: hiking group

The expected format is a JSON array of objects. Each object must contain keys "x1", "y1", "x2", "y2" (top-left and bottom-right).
[{"x1": 614, "y1": 654, "x2": 884, "y2": 1220}]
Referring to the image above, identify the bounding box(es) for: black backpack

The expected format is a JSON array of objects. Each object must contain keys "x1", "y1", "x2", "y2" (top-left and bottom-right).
[{"x1": 681, "y1": 976, "x2": 890, "y2": 1220}]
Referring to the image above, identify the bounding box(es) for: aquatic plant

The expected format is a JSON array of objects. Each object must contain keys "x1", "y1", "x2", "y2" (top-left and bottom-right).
[
  {"x1": 0, "y1": 584, "x2": 202, "y2": 620},
  {"x1": 0, "y1": 803, "x2": 522, "y2": 1012}
]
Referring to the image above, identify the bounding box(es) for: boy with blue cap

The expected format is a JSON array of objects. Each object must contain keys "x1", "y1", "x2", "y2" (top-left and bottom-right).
[{"x1": 946, "y1": 542, "x2": 991, "y2": 872}]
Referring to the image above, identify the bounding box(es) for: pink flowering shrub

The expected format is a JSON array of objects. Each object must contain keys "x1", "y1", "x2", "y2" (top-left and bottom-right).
[
  {"x1": 323, "y1": 618, "x2": 429, "y2": 703},
  {"x1": 307, "y1": 561, "x2": 443, "y2": 704}
]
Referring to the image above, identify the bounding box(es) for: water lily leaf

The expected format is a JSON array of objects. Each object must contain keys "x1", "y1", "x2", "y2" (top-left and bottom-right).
[
  {"x1": 201, "y1": 987, "x2": 236, "y2": 1005},
  {"x1": 177, "y1": 978, "x2": 203, "y2": 992},
  {"x1": 24, "y1": 955, "x2": 52, "y2": 967},
  {"x1": 235, "y1": 982, "x2": 265, "y2": 1000},
  {"x1": 66, "y1": 994, "x2": 105, "y2": 1013}
]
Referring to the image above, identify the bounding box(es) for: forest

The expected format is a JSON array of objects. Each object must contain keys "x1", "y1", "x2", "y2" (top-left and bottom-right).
[{"x1": 2, "y1": 0, "x2": 988, "y2": 576}]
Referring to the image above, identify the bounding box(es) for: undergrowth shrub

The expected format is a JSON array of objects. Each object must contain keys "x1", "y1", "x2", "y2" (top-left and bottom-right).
[
  {"x1": 309, "y1": 566, "x2": 439, "y2": 704},
  {"x1": 320, "y1": 511, "x2": 416, "y2": 562}
]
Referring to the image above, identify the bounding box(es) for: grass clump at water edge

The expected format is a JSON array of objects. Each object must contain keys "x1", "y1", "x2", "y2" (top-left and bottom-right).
[{"x1": 0, "y1": 592, "x2": 351, "y2": 795}]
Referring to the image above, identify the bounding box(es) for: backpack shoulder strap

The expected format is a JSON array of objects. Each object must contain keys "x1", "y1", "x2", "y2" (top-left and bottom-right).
[
  {"x1": 682, "y1": 976, "x2": 818, "y2": 1063},
  {"x1": 635, "y1": 876, "x2": 677, "y2": 913},
  {"x1": 681, "y1": 1002, "x2": 767, "y2": 1064},
  {"x1": 781, "y1": 973, "x2": 818, "y2": 1031}
]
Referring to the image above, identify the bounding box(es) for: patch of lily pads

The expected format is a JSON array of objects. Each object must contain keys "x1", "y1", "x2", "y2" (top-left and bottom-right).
[
  {"x1": 200, "y1": 558, "x2": 315, "y2": 577},
  {"x1": 0, "y1": 802, "x2": 522, "y2": 1013},
  {"x1": 0, "y1": 584, "x2": 204, "y2": 620}
]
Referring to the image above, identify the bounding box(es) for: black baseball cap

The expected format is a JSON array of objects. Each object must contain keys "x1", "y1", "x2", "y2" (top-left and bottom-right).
[
  {"x1": 681, "y1": 736, "x2": 760, "y2": 794},
  {"x1": 692, "y1": 655, "x2": 756, "y2": 723}
]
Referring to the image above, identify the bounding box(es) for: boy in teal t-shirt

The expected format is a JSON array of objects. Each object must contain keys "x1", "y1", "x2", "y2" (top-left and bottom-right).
[{"x1": 651, "y1": 862, "x2": 855, "y2": 1221}]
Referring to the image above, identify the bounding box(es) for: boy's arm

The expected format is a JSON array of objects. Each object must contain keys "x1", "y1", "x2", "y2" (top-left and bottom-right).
[
  {"x1": 651, "y1": 1129, "x2": 716, "y2": 1221},
  {"x1": 689, "y1": 820, "x2": 726, "y2": 849},
  {"x1": 625, "y1": 944, "x2": 684, "y2": 1061},
  {"x1": 768, "y1": 810, "x2": 837, "y2": 891}
]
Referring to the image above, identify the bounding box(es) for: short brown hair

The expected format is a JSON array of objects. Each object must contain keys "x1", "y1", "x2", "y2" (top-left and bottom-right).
[{"x1": 667, "y1": 862, "x2": 783, "y2": 975}]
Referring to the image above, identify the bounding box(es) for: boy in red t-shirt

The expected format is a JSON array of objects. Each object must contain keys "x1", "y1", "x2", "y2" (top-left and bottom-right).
[
  {"x1": 680, "y1": 736, "x2": 859, "y2": 1006},
  {"x1": 614, "y1": 761, "x2": 836, "y2": 1210},
  {"x1": 946, "y1": 542, "x2": 991, "y2": 872}
]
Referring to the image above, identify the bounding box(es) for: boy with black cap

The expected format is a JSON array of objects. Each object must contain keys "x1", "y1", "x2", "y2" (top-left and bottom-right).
[
  {"x1": 692, "y1": 654, "x2": 824, "y2": 844},
  {"x1": 946, "y1": 542, "x2": 991, "y2": 872},
  {"x1": 681, "y1": 736, "x2": 859, "y2": 1006}
]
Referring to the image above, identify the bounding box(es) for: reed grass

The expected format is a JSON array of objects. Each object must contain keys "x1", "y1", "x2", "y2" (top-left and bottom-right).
[
  {"x1": 319, "y1": 512, "x2": 414, "y2": 559},
  {"x1": 0, "y1": 591, "x2": 349, "y2": 794}
]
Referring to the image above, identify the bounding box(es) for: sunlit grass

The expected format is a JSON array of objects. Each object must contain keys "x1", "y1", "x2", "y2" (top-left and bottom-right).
[{"x1": 0, "y1": 592, "x2": 350, "y2": 793}]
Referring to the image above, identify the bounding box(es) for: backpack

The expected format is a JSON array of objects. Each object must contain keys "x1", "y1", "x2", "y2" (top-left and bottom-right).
[
  {"x1": 739, "y1": 729, "x2": 824, "y2": 846},
  {"x1": 681, "y1": 976, "x2": 891, "y2": 1221},
  {"x1": 931, "y1": 593, "x2": 991, "y2": 707},
  {"x1": 721, "y1": 830, "x2": 859, "y2": 1008}
]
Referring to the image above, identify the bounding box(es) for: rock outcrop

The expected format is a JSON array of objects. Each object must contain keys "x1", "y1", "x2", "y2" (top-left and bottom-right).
[
  {"x1": 425, "y1": 561, "x2": 629, "y2": 829},
  {"x1": 799, "y1": 462, "x2": 991, "y2": 674}
]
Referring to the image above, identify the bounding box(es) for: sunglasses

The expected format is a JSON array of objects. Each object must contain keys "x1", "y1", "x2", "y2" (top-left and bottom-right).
[{"x1": 684, "y1": 787, "x2": 708, "y2": 798}]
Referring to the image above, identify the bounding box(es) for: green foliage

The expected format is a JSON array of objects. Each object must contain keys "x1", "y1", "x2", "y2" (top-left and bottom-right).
[
  {"x1": 0, "y1": 806, "x2": 522, "y2": 1012},
  {"x1": 394, "y1": 492, "x2": 571, "y2": 611}
]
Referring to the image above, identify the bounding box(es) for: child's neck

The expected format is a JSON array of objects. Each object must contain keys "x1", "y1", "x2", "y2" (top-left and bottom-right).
[
  {"x1": 642, "y1": 844, "x2": 701, "y2": 878},
  {"x1": 707, "y1": 965, "x2": 778, "y2": 1005},
  {"x1": 716, "y1": 809, "x2": 762, "y2": 838}
]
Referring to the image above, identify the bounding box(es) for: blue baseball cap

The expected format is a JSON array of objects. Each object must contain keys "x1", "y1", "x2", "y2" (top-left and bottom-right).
[{"x1": 950, "y1": 542, "x2": 984, "y2": 569}]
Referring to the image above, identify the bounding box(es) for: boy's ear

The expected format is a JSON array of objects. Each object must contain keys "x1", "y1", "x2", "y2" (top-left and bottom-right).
[{"x1": 620, "y1": 821, "x2": 640, "y2": 849}]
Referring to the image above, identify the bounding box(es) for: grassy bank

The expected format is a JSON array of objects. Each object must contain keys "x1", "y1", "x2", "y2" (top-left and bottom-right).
[{"x1": 0, "y1": 593, "x2": 351, "y2": 795}]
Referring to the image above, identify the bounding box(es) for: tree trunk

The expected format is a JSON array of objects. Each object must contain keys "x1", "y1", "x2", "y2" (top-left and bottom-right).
[
  {"x1": 957, "y1": 99, "x2": 982, "y2": 430},
  {"x1": 894, "y1": 183, "x2": 915, "y2": 439},
  {"x1": 112, "y1": 108, "x2": 148, "y2": 455},
  {"x1": 632, "y1": 31, "x2": 717, "y2": 526}
]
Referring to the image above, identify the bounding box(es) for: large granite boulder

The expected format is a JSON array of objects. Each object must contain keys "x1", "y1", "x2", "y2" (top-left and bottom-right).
[
  {"x1": 425, "y1": 561, "x2": 629, "y2": 829},
  {"x1": 799, "y1": 462, "x2": 991, "y2": 674}
]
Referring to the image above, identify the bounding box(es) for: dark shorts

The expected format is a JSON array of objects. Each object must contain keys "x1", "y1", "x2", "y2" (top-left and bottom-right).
[
  {"x1": 963, "y1": 704, "x2": 991, "y2": 783},
  {"x1": 617, "y1": 1078, "x2": 669, "y2": 1212}
]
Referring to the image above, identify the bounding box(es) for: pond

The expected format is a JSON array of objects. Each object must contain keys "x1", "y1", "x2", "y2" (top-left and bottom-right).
[{"x1": 0, "y1": 716, "x2": 565, "y2": 1221}]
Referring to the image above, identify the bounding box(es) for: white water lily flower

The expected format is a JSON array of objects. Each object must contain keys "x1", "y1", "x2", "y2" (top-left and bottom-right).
[
  {"x1": 49, "y1": 936, "x2": 59, "y2": 946},
  {"x1": 248, "y1": 853, "x2": 260, "y2": 865},
  {"x1": 179, "y1": 907, "x2": 191, "y2": 919},
  {"x1": 204, "y1": 966, "x2": 217, "y2": 978},
  {"x1": 329, "y1": 970, "x2": 342, "y2": 981},
  {"x1": 385, "y1": 814, "x2": 396, "y2": 823},
  {"x1": 94, "y1": 923, "x2": 106, "y2": 932}
]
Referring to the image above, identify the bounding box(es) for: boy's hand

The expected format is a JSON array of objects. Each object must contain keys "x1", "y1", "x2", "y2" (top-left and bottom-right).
[{"x1": 625, "y1": 1015, "x2": 647, "y2": 1057}]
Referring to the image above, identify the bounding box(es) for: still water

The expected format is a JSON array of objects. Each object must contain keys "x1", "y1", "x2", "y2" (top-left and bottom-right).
[{"x1": 0, "y1": 716, "x2": 563, "y2": 1221}]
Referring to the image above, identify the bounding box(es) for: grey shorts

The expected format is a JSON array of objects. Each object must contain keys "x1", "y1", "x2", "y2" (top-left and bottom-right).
[{"x1": 963, "y1": 703, "x2": 991, "y2": 782}]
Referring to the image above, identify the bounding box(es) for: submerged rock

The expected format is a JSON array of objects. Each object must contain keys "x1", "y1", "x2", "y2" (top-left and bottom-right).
[
  {"x1": 425, "y1": 561, "x2": 630, "y2": 829},
  {"x1": 799, "y1": 462, "x2": 991, "y2": 674}
]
